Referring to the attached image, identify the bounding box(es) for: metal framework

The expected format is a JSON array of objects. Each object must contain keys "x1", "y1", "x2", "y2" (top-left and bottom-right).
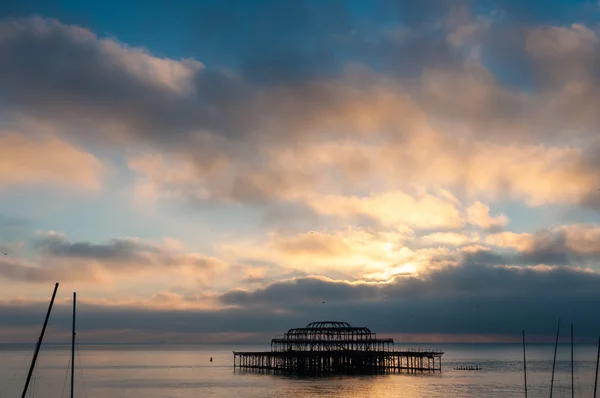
[
  {"x1": 270, "y1": 321, "x2": 393, "y2": 352},
  {"x1": 234, "y1": 321, "x2": 444, "y2": 374}
]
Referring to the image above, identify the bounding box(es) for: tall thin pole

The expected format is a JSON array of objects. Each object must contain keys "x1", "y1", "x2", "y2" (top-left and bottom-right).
[
  {"x1": 71, "y1": 292, "x2": 76, "y2": 398},
  {"x1": 522, "y1": 330, "x2": 528, "y2": 398},
  {"x1": 570, "y1": 324, "x2": 574, "y2": 398},
  {"x1": 21, "y1": 282, "x2": 59, "y2": 398},
  {"x1": 550, "y1": 318, "x2": 560, "y2": 398},
  {"x1": 593, "y1": 335, "x2": 599, "y2": 398}
]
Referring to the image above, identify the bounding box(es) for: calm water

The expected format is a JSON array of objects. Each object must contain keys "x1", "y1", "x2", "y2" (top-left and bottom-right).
[{"x1": 0, "y1": 343, "x2": 598, "y2": 397}]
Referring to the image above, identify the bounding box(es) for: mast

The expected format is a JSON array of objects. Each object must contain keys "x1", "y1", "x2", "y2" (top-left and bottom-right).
[
  {"x1": 21, "y1": 282, "x2": 59, "y2": 398},
  {"x1": 550, "y1": 318, "x2": 560, "y2": 398},
  {"x1": 71, "y1": 292, "x2": 76, "y2": 398},
  {"x1": 522, "y1": 330, "x2": 528, "y2": 398},
  {"x1": 570, "y1": 324, "x2": 574, "y2": 398},
  {"x1": 593, "y1": 335, "x2": 599, "y2": 398}
]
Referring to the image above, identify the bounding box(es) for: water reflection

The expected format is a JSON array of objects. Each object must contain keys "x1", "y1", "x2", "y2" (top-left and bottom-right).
[{"x1": 0, "y1": 344, "x2": 597, "y2": 398}]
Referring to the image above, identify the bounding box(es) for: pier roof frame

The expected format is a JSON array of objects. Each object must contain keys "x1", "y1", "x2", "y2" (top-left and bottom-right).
[{"x1": 285, "y1": 321, "x2": 373, "y2": 337}]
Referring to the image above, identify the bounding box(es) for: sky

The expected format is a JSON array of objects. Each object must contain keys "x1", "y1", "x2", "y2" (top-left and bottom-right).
[{"x1": 1, "y1": 0, "x2": 600, "y2": 344}]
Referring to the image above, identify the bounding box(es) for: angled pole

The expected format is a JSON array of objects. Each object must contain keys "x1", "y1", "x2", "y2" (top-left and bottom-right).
[
  {"x1": 21, "y1": 282, "x2": 59, "y2": 398},
  {"x1": 71, "y1": 292, "x2": 76, "y2": 398},
  {"x1": 593, "y1": 335, "x2": 599, "y2": 398},
  {"x1": 522, "y1": 330, "x2": 528, "y2": 398},
  {"x1": 550, "y1": 318, "x2": 560, "y2": 398}
]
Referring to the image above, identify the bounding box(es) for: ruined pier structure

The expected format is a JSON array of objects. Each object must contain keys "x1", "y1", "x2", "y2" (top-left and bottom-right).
[{"x1": 233, "y1": 321, "x2": 444, "y2": 374}]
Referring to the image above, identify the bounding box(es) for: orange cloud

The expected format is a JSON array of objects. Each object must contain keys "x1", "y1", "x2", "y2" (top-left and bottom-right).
[
  {"x1": 487, "y1": 224, "x2": 600, "y2": 256},
  {"x1": 305, "y1": 191, "x2": 465, "y2": 229},
  {"x1": 271, "y1": 232, "x2": 353, "y2": 258},
  {"x1": 420, "y1": 232, "x2": 475, "y2": 246},
  {"x1": 127, "y1": 124, "x2": 598, "y2": 216},
  {"x1": 466, "y1": 201, "x2": 508, "y2": 230},
  {"x1": 485, "y1": 231, "x2": 535, "y2": 251},
  {"x1": 0, "y1": 134, "x2": 104, "y2": 191},
  {"x1": 526, "y1": 23, "x2": 597, "y2": 61}
]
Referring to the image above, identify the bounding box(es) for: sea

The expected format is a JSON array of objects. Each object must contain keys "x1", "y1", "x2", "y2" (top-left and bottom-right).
[{"x1": 0, "y1": 343, "x2": 598, "y2": 397}]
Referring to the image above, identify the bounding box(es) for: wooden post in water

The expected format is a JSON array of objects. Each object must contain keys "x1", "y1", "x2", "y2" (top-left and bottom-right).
[
  {"x1": 21, "y1": 282, "x2": 59, "y2": 398},
  {"x1": 522, "y1": 330, "x2": 528, "y2": 398},
  {"x1": 71, "y1": 292, "x2": 76, "y2": 398},
  {"x1": 570, "y1": 324, "x2": 574, "y2": 398},
  {"x1": 594, "y1": 338, "x2": 600, "y2": 398},
  {"x1": 593, "y1": 335, "x2": 599, "y2": 398},
  {"x1": 550, "y1": 318, "x2": 560, "y2": 398}
]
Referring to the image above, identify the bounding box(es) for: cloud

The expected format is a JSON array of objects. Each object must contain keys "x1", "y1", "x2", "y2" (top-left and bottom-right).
[
  {"x1": 487, "y1": 224, "x2": 600, "y2": 266},
  {"x1": 0, "y1": 232, "x2": 225, "y2": 284},
  {"x1": 0, "y1": 133, "x2": 104, "y2": 191},
  {"x1": 1, "y1": 16, "x2": 440, "y2": 147},
  {"x1": 486, "y1": 21, "x2": 600, "y2": 141},
  {"x1": 128, "y1": 126, "x2": 600, "y2": 212},
  {"x1": 269, "y1": 232, "x2": 354, "y2": 258},
  {"x1": 0, "y1": 257, "x2": 73, "y2": 283},
  {"x1": 3, "y1": 16, "x2": 600, "y2": 211},
  {"x1": 219, "y1": 260, "x2": 600, "y2": 307},
  {"x1": 1, "y1": 254, "x2": 594, "y2": 342},
  {"x1": 214, "y1": 255, "x2": 600, "y2": 338},
  {"x1": 466, "y1": 201, "x2": 508, "y2": 230},
  {"x1": 3, "y1": 4, "x2": 600, "y2": 343},
  {"x1": 219, "y1": 276, "x2": 380, "y2": 308},
  {"x1": 526, "y1": 23, "x2": 598, "y2": 60},
  {"x1": 218, "y1": 220, "x2": 600, "y2": 284},
  {"x1": 218, "y1": 226, "x2": 461, "y2": 283},
  {"x1": 305, "y1": 191, "x2": 465, "y2": 230},
  {"x1": 0, "y1": 242, "x2": 599, "y2": 341},
  {"x1": 420, "y1": 232, "x2": 474, "y2": 246},
  {"x1": 0, "y1": 16, "x2": 209, "y2": 146}
]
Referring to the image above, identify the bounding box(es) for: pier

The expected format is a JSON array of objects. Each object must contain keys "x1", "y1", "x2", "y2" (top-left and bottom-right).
[{"x1": 233, "y1": 321, "x2": 444, "y2": 374}]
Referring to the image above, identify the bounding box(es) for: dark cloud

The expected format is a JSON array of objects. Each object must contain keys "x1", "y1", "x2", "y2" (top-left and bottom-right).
[
  {"x1": 215, "y1": 257, "x2": 600, "y2": 338},
  {"x1": 466, "y1": 239, "x2": 576, "y2": 267},
  {"x1": 0, "y1": 6, "x2": 467, "y2": 143},
  {"x1": 0, "y1": 234, "x2": 219, "y2": 283},
  {"x1": 1, "y1": 255, "x2": 599, "y2": 341},
  {"x1": 220, "y1": 277, "x2": 378, "y2": 307},
  {"x1": 1, "y1": 5, "x2": 599, "y2": 151},
  {"x1": 519, "y1": 230, "x2": 576, "y2": 266},
  {"x1": 0, "y1": 258, "x2": 56, "y2": 282},
  {"x1": 34, "y1": 234, "x2": 161, "y2": 262},
  {"x1": 0, "y1": 17, "x2": 223, "y2": 146},
  {"x1": 0, "y1": 257, "x2": 95, "y2": 283},
  {"x1": 222, "y1": 256, "x2": 600, "y2": 305},
  {"x1": 487, "y1": 227, "x2": 600, "y2": 267},
  {"x1": 6, "y1": 0, "x2": 593, "y2": 90}
]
